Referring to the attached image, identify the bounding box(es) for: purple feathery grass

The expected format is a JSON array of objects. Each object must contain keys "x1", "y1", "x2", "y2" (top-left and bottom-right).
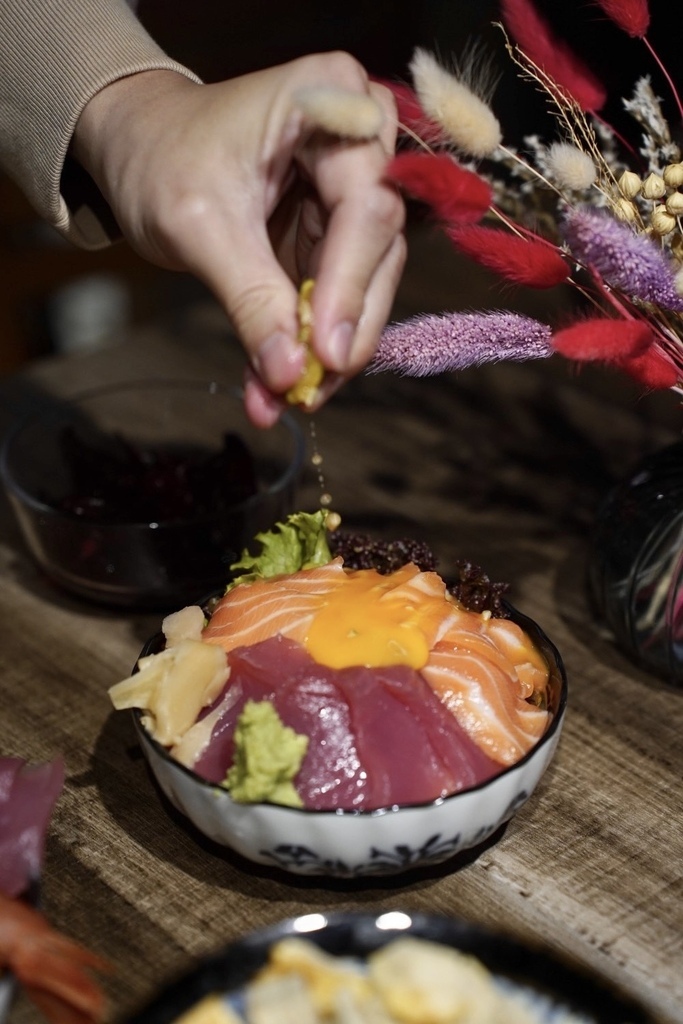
[
  {"x1": 368, "y1": 311, "x2": 552, "y2": 376},
  {"x1": 562, "y1": 206, "x2": 683, "y2": 312}
]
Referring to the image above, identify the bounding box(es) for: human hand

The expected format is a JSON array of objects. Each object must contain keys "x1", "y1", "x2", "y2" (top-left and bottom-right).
[{"x1": 72, "y1": 54, "x2": 406, "y2": 426}]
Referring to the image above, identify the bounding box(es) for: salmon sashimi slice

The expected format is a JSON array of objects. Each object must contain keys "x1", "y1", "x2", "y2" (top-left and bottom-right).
[
  {"x1": 438, "y1": 626, "x2": 545, "y2": 704},
  {"x1": 203, "y1": 560, "x2": 459, "y2": 670},
  {"x1": 481, "y1": 616, "x2": 550, "y2": 700},
  {"x1": 422, "y1": 631, "x2": 550, "y2": 766},
  {"x1": 202, "y1": 558, "x2": 347, "y2": 654}
]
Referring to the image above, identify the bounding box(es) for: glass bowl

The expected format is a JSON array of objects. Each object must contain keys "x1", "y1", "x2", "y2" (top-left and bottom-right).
[
  {"x1": 0, "y1": 380, "x2": 305, "y2": 609},
  {"x1": 589, "y1": 441, "x2": 683, "y2": 686},
  {"x1": 131, "y1": 604, "x2": 567, "y2": 878}
]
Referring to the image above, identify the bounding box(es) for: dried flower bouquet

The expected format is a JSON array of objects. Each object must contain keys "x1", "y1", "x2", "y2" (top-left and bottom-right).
[{"x1": 366, "y1": 0, "x2": 683, "y2": 394}]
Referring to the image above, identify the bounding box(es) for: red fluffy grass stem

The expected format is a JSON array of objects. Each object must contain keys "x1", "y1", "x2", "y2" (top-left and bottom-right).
[
  {"x1": 553, "y1": 317, "x2": 678, "y2": 389},
  {"x1": 592, "y1": 1, "x2": 683, "y2": 121},
  {"x1": 490, "y1": 204, "x2": 567, "y2": 251},
  {"x1": 447, "y1": 224, "x2": 568, "y2": 288},
  {"x1": 371, "y1": 77, "x2": 441, "y2": 144},
  {"x1": 593, "y1": 0, "x2": 649, "y2": 38},
  {"x1": 552, "y1": 317, "x2": 651, "y2": 360},
  {"x1": 500, "y1": 0, "x2": 607, "y2": 112},
  {"x1": 553, "y1": 316, "x2": 679, "y2": 388},
  {"x1": 619, "y1": 346, "x2": 679, "y2": 389},
  {"x1": 581, "y1": 265, "x2": 638, "y2": 321},
  {"x1": 387, "y1": 152, "x2": 492, "y2": 224},
  {"x1": 642, "y1": 36, "x2": 683, "y2": 124}
]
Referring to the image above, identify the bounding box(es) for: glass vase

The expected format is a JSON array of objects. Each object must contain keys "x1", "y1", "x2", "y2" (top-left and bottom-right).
[{"x1": 589, "y1": 441, "x2": 683, "y2": 686}]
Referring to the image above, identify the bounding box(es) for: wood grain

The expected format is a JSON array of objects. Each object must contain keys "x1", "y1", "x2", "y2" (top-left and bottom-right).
[{"x1": 2, "y1": 234, "x2": 682, "y2": 1023}]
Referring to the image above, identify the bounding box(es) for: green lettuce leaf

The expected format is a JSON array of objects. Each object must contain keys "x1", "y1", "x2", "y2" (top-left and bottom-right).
[{"x1": 227, "y1": 510, "x2": 332, "y2": 590}]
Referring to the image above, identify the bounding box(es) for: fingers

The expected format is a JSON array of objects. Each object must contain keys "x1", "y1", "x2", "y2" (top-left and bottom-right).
[
  {"x1": 177, "y1": 59, "x2": 406, "y2": 415},
  {"x1": 301, "y1": 140, "x2": 406, "y2": 375},
  {"x1": 243, "y1": 365, "x2": 288, "y2": 428},
  {"x1": 78, "y1": 56, "x2": 407, "y2": 425},
  {"x1": 288, "y1": 69, "x2": 405, "y2": 376},
  {"x1": 173, "y1": 205, "x2": 308, "y2": 397},
  {"x1": 302, "y1": 231, "x2": 407, "y2": 411},
  {"x1": 368, "y1": 78, "x2": 401, "y2": 156},
  {"x1": 343, "y1": 230, "x2": 408, "y2": 372}
]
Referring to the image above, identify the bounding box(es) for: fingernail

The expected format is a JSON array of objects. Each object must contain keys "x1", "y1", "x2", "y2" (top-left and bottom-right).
[
  {"x1": 327, "y1": 321, "x2": 354, "y2": 370},
  {"x1": 252, "y1": 331, "x2": 302, "y2": 383}
]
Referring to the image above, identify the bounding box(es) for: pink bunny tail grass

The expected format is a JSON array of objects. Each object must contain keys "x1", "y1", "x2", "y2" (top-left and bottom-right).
[
  {"x1": 593, "y1": 0, "x2": 650, "y2": 38},
  {"x1": 387, "y1": 152, "x2": 492, "y2": 225},
  {"x1": 368, "y1": 311, "x2": 553, "y2": 377},
  {"x1": 500, "y1": 0, "x2": 607, "y2": 112},
  {"x1": 447, "y1": 224, "x2": 569, "y2": 288},
  {"x1": 562, "y1": 206, "x2": 683, "y2": 311}
]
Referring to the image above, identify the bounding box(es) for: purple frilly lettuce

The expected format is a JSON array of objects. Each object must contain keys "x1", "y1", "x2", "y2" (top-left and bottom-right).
[
  {"x1": 562, "y1": 206, "x2": 683, "y2": 312},
  {"x1": 368, "y1": 311, "x2": 552, "y2": 376}
]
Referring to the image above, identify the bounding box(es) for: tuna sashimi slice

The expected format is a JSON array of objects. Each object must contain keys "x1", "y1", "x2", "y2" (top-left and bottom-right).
[
  {"x1": 0, "y1": 756, "x2": 65, "y2": 898},
  {"x1": 192, "y1": 636, "x2": 368, "y2": 809},
  {"x1": 332, "y1": 665, "x2": 501, "y2": 808},
  {"x1": 191, "y1": 637, "x2": 501, "y2": 811}
]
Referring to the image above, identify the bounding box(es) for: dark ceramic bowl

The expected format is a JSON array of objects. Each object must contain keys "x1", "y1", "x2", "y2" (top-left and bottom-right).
[
  {"x1": 133, "y1": 604, "x2": 567, "y2": 878},
  {"x1": 125, "y1": 910, "x2": 653, "y2": 1024},
  {"x1": 0, "y1": 380, "x2": 305, "y2": 609}
]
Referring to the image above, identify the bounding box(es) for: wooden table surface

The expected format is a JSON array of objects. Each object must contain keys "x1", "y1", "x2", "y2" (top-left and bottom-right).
[{"x1": 2, "y1": 230, "x2": 682, "y2": 1024}]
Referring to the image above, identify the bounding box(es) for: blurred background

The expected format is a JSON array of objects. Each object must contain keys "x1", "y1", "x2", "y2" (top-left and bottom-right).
[
  {"x1": 0, "y1": 0, "x2": 494, "y2": 374},
  {"x1": 0, "y1": 0, "x2": 678, "y2": 400}
]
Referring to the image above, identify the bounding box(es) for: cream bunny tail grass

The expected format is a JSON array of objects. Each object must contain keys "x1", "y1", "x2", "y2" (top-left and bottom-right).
[
  {"x1": 294, "y1": 87, "x2": 384, "y2": 140},
  {"x1": 409, "y1": 48, "x2": 502, "y2": 158},
  {"x1": 546, "y1": 142, "x2": 597, "y2": 191}
]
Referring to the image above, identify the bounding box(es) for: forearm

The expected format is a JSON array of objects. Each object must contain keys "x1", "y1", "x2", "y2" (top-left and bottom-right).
[{"x1": 0, "y1": 0, "x2": 200, "y2": 248}]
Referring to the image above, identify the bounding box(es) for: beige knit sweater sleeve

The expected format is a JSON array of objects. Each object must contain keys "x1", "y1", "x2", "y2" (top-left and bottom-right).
[{"x1": 0, "y1": 0, "x2": 201, "y2": 249}]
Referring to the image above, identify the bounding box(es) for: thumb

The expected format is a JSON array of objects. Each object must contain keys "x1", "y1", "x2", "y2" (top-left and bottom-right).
[{"x1": 182, "y1": 215, "x2": 307, "y2": 396}]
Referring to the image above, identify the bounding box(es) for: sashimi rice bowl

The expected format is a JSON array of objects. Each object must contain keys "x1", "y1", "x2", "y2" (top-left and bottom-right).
[{"x1": 110, "y1": 512, "x2": 567, "y2": 877}]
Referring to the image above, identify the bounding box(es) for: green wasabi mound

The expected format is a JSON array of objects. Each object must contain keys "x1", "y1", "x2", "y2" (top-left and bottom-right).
[
  {"x1": 227, "y1": 510, "x2": 332, "y2": 591},
  {"x1": 224, "y1": 700, "x2": 309, "y2": 808}
]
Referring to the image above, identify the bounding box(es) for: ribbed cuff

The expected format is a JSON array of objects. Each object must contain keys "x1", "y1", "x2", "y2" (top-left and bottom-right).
[{"x1": 0, "y1": 0, "x2": 201, "y2": 248}]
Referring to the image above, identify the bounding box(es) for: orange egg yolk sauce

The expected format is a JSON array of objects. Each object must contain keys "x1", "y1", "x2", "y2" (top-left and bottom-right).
[{"x1": 305, "y1": 564, "x2": 451, "y2": 670}]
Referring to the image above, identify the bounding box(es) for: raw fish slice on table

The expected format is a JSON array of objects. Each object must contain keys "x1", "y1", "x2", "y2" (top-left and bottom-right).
[
  {"x1": 0, "y1": 756, "x2": 64, "y2": 899},
  {"x1": 0, "y1": 756, "x2": 110, "y2": 1024}
]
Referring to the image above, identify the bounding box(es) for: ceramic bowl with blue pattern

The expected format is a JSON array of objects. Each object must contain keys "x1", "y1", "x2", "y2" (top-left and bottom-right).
[{"x1": 133, "y1": 605, "x2": 567, "y2": 879}]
